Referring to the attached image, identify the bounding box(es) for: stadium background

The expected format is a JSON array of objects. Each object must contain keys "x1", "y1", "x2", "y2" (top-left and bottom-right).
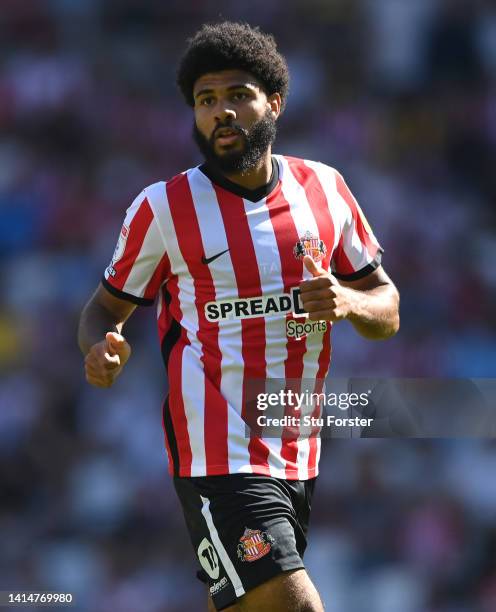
[{"x1": 1, "y1": 1, "x2": 496, "y2": 610}]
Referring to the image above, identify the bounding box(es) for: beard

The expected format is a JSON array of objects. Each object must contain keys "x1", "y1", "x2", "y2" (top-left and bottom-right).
[{"x1": 193, "y1": 109, "x2": 277, "y2": 174}]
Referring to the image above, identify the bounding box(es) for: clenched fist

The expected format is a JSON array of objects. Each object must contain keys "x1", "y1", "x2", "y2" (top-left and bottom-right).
[
  {"x1": 299, "y1": 255, "x2": 354, "y2": 322},
  {"x1": 84, "y1": 332, "x2": 131, "y2": 388}
]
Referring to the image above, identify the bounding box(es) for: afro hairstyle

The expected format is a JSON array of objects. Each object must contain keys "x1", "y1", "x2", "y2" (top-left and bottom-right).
[{"x1": 177, "y1": 21, "x2": 289, "y2": 111}]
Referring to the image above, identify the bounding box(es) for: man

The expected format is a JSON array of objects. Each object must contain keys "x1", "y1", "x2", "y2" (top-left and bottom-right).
[{"x1": 78, "y1": 22, "x2": 399, "y2": 612}]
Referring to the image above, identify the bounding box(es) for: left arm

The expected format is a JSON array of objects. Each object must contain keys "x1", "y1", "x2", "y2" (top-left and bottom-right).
[
  {"x1": 299, "y1": 256, "x2": 400, "y2": 340},
  {"x1": 338, "y1": 265, "x2": 400, "y2": 339}
]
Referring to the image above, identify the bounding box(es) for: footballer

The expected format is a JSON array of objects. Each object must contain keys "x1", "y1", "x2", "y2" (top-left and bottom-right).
[{"x1": 78, "y1": 22, "x2": 399, "y2": 612}]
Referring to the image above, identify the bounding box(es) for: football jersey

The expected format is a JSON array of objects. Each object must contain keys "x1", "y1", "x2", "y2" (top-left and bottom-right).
[{"x1": 102, "y1": 155, "x2": 383, "y2": 480}]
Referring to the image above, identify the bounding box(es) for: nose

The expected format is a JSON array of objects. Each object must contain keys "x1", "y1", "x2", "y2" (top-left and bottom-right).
[{"x1": 215, "y1": 102, "x2": 236, "y2": 124}]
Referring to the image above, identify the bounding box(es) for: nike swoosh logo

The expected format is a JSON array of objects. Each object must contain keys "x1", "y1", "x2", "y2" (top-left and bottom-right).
[{"x1": 201, "y1": 248, "x2": 230, "y2": 265}]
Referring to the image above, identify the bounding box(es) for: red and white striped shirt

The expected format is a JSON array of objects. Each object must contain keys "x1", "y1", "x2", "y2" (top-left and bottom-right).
[{"x1": 103, "y1": 155, "x2": 383, "y2": 480}]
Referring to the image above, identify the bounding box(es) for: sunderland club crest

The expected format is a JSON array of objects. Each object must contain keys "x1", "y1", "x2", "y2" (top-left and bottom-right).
[
  {"x1": 237, "y1": 528, "x2": 275, "y2": 562},
  {"x1": 293, "y1": 231, "x2": 327, "y2": 262}
]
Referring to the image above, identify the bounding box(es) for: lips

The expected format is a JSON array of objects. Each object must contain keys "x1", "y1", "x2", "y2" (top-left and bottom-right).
[
  {"x1": 217, "y1": 134, "x2": 239, "y2": 146},
  {"x1": 214, "y1": 127, "x2": 241, "y2": 146}
]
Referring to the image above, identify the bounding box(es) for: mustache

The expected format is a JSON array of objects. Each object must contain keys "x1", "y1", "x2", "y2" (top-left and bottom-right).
[{"x1": 210, "y1": 122, "x2": 248, "y2": 143}]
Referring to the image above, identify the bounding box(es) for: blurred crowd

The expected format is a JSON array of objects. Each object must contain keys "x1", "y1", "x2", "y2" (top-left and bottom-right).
[{"x1": 1, "y1": 1, "x2": 496, "y2": 610}]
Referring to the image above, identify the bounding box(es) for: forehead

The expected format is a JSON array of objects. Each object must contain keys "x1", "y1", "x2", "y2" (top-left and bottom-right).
[{"x1": 193, "y1": 69, "x2": 264, "y2": 95}]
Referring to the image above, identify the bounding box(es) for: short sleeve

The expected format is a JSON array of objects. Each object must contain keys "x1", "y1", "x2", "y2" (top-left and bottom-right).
[
  {"x1": 102, "y1": 189, "x2": 170, "y2": 306},
  {"x1": 331, "y1": 171, "x2": 384, "y2": 281}
]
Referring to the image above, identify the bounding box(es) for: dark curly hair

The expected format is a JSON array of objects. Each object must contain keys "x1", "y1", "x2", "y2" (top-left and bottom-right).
[{"x1": 177, "y1": 21, "x2": 289, "y2": 111}]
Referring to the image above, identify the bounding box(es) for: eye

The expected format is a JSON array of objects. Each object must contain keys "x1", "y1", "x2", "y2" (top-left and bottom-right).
[
  {"x1": 199, "y1": 96, "x2": 215, "y2": 106},
  {"x1": 232, "y1": 92, "x2": 248, "y2": 101}
]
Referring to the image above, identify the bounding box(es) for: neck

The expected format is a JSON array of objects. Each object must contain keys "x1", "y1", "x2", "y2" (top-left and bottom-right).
[{"x1": 221, "y1": 149, "x2": 273, "y2": 190}]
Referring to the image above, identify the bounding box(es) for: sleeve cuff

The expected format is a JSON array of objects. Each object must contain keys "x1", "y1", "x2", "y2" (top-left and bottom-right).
[
  {"x1": 333, "y1": 248, "x2": 384, "y2": 281},
  {"x1": 101, "y1": 276, "x2": 155, "y2": 306}
]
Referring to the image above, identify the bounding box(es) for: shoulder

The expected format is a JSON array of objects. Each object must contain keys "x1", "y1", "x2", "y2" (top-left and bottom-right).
[
  {"x1": 275, "y1": 154, "x2": 338, "y2": 176},
  {"x1": 275, "y1": 154, "x2": 342, "y2": 186},
  {"x1": 144, "y1": 167, "x2": 195, "y2": 194},
  {"x1": 136, "y1": 166, "x2": 200, "y2": 207}
]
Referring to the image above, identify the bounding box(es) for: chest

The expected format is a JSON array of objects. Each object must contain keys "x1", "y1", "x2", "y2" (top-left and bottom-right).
[{"x1": 163, "y1": 181, "x2": 335, "y2": 299}]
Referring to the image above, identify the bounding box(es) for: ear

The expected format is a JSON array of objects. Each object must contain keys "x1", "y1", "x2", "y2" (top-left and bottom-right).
[{"x1": 267, "y1": 92, "x2": 281, "y2": 119}]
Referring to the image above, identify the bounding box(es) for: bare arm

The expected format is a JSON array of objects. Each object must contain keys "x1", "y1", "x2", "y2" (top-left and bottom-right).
[
  {"x1": 338, "y1": 266, "x2": 400, "y2": 339},
  {"x1": 300, "y1": 257, "x2": 400, "y2": 340},
  {"x1": 78, "y1": 283, "x2": 137, "y2": 387},
  {"x1": 78, "y1": 283, "x2": 136, "y2": 354}
]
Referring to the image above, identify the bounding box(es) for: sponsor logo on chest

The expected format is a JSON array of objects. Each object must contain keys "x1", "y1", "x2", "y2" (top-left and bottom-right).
[{"x1": 205, "y1": 287, "x2": 305, "y2": 322}]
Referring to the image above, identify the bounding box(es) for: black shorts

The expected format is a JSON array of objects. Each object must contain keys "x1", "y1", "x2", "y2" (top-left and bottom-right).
[{"x1": 173, "y1": 473, "x2": 317, "y2": 611}]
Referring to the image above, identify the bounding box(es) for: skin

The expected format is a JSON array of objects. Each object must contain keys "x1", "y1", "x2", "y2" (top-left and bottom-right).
[
  {"x1": 79, "y1": 67, "x2": 399, "y2": 611},
  {"x1": 207, "y1": 569, "x2": 324, "y2": 612},
  {"x1": 193, "y1": 69, "x2": 281, "y2": 190},
  {"x1": 78, "y1": 284, "x2": 134, "y2": 387},
  {"x1": 300, "y1": 256, "x2": 400, "y2": 340}
]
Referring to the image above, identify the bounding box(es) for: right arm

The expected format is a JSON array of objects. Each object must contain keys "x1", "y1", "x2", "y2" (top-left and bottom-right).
[
  {"x1": 78, "y1": 283, "x2": 136, "y2": 387},
  {"x1": 80, "y1": 183, "x2": 170, "y2": 387}
]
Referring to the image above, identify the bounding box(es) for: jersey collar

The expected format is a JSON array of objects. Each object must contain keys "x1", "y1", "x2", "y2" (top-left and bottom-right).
[{"x1": 199, "y1": 156, "x2": 279, "y2": 203}]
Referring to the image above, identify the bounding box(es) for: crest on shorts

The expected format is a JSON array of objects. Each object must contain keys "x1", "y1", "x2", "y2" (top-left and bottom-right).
[
  {"x1": 293, "y1": 231, "x2": 327, "y2": 262},
  {"x1": 237, "y1": 527, "x2": 275, "y2": 562}
]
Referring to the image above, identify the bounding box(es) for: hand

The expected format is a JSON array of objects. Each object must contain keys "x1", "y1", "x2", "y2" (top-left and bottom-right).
[
  {"x1": 299, "y1": 256, "x2": 354, "y2": 322},
  {"x1": 84, "y1": 332, "x2": 131, "y2": 388}
]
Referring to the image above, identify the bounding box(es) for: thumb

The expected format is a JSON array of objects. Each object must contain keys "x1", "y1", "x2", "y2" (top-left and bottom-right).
[
  {"x1": 106, "y1": 331, "x2": 125, "y2": 356},
  {"x1": 303, "y1": 255, "x2": 324, "y2": 278}
]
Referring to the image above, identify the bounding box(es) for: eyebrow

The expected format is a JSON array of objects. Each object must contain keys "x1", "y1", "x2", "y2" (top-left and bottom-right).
[{"x1": 194, "y1": 84, "x2": 257, "y2": 99}]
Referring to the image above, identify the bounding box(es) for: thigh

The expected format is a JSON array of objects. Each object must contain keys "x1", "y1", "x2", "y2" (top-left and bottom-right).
[
  {"x1": 174, "y1": 474, "x2": 309, "y2": 611},
  {"x1": 237, "y1": 568, "x2": 323, "y2": 612}
]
